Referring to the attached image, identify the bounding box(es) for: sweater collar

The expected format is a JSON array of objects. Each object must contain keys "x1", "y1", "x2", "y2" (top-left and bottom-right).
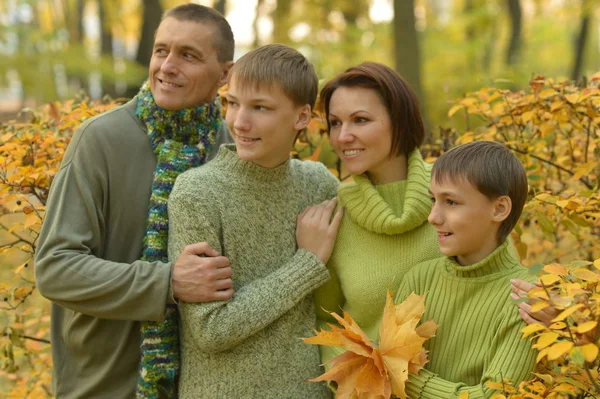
[
  {"x1": 445, "y1": 240, "x2": 520, "y2": 278},
  {"x1": 337, "y1": 149, "x2": 433, "y2": 235},
  {"x1": 212, "y1": 144, "x2": 292, "y2": 182}
]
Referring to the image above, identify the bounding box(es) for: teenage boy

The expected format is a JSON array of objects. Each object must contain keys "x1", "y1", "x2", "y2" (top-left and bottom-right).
[
  {"x1": 168, "y1": 44, "x2": 342, "y2": 398},
  {"x1": 395, "y1": 141, "x2": 537, "y2": 398}
]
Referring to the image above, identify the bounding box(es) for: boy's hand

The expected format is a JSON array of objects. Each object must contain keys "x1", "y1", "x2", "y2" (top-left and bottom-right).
[
  {"x1": 172, "y1": 242, "x2": 234, "y2": 302},
  {"x1": 511, "y1": 279, "x2": 559, "y2": 326},
  {"x1": 297, "y1": 198, "x2": 344, "y2": 264}
]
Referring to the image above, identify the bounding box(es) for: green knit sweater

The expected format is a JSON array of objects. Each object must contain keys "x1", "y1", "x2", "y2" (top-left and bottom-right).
[
  {"x1": 396, "y1": 241, "x2": 537, "y2": 399},
  {"x1": 313, "y1": 150, "x2": 441, "y2": 364},
  {"x1": 168, "y1": 145, "x2": 338, "y2": 398}
]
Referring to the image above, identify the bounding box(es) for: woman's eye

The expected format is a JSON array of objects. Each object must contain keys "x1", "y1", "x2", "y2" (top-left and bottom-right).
[{"x1": 329, "y1": 120, "x2": 340, "y2": 127}]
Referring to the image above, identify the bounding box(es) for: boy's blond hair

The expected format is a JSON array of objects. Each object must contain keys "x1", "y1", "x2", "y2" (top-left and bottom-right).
[{"x1": 228, "y1": 44, "x2": 318, "y2": 108}]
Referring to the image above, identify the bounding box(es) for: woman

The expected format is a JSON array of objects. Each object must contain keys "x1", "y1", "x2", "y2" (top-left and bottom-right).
[{"x1": 313, "y1": 62, "x2": 441, "y2": 363}]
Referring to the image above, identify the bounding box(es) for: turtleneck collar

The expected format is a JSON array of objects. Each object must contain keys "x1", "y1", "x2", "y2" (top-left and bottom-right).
[
  {"x1": 337, "y1": 149, "x2": 433, "y2": 235},
  {"x1": 445, "y1": 240, "x2": 520, "y2": 278},
  {"x1": 212, "y1": 144, "x2": 292, "y2": 182}
]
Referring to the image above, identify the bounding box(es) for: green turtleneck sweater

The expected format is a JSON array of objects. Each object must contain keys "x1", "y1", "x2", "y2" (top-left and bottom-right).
[
  {"x1": 168, "y1": 145, "x2": 338, "y2": 398},
  {"x1": 313, "y1": 150, "x2": 441, "y2": 364},
  {"x1": 396, "y1": 241, "x2": 537, "y2": 399}
]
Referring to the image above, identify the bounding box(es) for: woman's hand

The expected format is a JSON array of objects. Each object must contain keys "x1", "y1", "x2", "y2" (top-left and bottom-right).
[
  {"x1": 297, "y1": 198, "x2": 344, "y2": 264},
  {"x1": 511, "y1": 279, "x2": 560, "y2": 326}
]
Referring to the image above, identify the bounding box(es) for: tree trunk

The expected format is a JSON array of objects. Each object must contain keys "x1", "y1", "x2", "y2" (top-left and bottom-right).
[
  {"x1": 252, "y1": 0, "x2": 264, "y2": 49},
  {"x1": 271, "y1": 0, "x2": 292, "y2": 43},
  {"x1": 393, "y1": 0, "x2": 428, "y2": 134},
  {"x1": 99, "y1": 0, "x2": 116, "y2": 98},
  {"x1": 505, "y1": 0, "x2": 522, "y2": 66},
  {"x1": 214, "y1": 0, "x2": 226, "y2": 15},
  {"x1": 571, "y1": 2, "x2": 590, "y2": 82},
  {"x1": 126, "y1": 0, "x2": 162, "y2": 97}
]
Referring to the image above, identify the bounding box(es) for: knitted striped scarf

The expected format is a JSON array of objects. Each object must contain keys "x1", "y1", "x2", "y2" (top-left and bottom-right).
[{"x1": 135, "y1": 81, "x2": 221, "y2": 398}]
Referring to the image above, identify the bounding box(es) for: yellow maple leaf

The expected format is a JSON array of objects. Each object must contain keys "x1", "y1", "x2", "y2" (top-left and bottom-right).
[{"x1": 303, "y1": 292, "x2": 437, "y2": 399}]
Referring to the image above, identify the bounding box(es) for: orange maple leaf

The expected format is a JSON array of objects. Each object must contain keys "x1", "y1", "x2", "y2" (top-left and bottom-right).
[{"x1": 303, "y1": 292, "x2": 438, "y2": 399}]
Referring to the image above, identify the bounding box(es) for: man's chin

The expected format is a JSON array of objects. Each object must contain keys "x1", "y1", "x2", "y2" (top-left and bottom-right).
[{"x1": 154, "y1": 97, "x2": 182, "y2": 111}]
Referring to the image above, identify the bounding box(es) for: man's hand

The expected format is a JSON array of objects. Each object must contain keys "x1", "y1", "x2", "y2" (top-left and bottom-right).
[
  {"x1": 511, "y1": 278, "x2": 559, "y2": 326},
  {"x1": 172, "y1": 242, "x2": 233, "y2": 302},
  {"x1": 297, "y1": 198, "x2": 344, "y2": 264}
]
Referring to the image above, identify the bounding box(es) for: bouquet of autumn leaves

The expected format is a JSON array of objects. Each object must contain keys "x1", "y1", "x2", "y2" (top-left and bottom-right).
[{"x1": 303, "y1": 292, "x2": 438, "y2": 399}]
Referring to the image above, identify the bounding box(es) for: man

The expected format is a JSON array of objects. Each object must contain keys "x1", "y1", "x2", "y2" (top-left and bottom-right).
[{"x1": 34, "y1": 4, "x2": 234, "y2": 398}]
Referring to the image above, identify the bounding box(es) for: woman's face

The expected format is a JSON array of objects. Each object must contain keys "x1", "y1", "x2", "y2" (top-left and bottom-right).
[{"x1": 328, "y1": 86, "x2": 405, "y2": 184}]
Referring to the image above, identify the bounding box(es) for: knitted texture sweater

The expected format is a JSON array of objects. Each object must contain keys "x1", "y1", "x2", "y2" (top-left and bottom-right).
[
  {"x1": 396, "y1": 241, "x2": 537, "y2": 399},
  {"x1": 313, "y1": 150, "x2": 441, "y2": 364},
  {"x1": 168, "y1": 145, "x2": 338, "y2": 399}
]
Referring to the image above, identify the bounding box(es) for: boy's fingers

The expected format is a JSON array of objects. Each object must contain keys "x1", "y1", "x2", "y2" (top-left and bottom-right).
[{"x1": 519, "y1": 308, "x2": 539, "y2": 325}]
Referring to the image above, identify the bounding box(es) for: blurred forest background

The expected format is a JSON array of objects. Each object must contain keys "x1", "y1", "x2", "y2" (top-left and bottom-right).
[{"x1": 1, "y1": 0, "x2": 599, "y2": 133}]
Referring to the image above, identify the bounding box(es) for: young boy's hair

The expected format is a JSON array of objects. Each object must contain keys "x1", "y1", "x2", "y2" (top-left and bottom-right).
[
  {"x1": 227, "y1": 44, "x2": 318, "y2": 108},
  {"x1": 432, "y1": 140, "x2": 528, "y2": 244}
]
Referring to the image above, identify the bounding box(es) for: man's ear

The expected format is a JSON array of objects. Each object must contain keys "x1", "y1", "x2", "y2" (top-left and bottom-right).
[
  {"x1": 294, "y1": 104, "x2": 312, "y2": 131},
  {"x1": 492, "y1": 195, "x2": 512, "y2": 222},
  {"x1": 218, "y1": 61, "x2": 234, "y2": 87}
]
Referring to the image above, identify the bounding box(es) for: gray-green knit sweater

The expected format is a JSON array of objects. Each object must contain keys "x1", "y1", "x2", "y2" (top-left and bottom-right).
[{"x1": 168, "y1": 144, "x2": 338, "y2": 399}]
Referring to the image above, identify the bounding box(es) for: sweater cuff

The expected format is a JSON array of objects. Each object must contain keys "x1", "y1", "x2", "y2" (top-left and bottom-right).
[
  {"x1": 286, "y1": 248, "x2": 330, "y2": 294},
  {"x1": 406, "y1": 368, "x2": 458, "y2": 398},
  {"x1": 166, "y1": 262, "x2": 177, "y2": 305}
]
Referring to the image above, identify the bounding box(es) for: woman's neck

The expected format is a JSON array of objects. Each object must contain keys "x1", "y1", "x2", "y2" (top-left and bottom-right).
[{"x1": 366, "y1": 153, "x2": 408, "y2": 184}]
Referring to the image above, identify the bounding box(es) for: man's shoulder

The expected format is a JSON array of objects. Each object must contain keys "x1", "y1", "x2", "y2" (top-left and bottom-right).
[{"x1": 78, "y1": 99, "x2": 140, "y2": 134}]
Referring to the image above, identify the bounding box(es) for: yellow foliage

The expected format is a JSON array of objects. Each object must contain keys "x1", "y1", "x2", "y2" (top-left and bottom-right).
[{"x1": 303, "y1": 292, "x2": 437, "y2": 399}]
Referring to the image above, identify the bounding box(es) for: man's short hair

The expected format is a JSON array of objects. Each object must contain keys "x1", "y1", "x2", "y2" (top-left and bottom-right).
[
  {"x1": 227, "y1": 44, "x2": 318, "y2": 108},
  {"x1": 319, "y1": 62, "x2": 424, "y2": 157},
  {"x1": 163, "y1": 4, "x2": 234, "y2": 63},
  {"x1": 432, "y1": 140, "x2": 528, "y2": 244}
]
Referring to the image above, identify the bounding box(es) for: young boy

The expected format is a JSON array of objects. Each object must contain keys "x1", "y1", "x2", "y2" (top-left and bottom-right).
[
  {"x1": 168, "y1": 44, "x2": 342, "y2": 398},
  {"x1": 396, "y1": 141, "x2": 537, "y2": 398}
]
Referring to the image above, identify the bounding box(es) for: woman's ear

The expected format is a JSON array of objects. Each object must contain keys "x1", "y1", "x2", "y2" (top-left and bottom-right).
[
  {"x1": 294, "y1": 104, "x2": 312, "y2": 131},
  {"x1": 492, "y1": 195, "x2": 512, "y2": 222}
]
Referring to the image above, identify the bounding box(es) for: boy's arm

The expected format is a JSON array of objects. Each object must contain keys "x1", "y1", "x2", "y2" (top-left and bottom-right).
[
  {"x1": 404, "y1": 308, "x2": 537, "y2": 399},
  {"x1": 170, "y1": 180, "x2": 331, "y2": 354}
]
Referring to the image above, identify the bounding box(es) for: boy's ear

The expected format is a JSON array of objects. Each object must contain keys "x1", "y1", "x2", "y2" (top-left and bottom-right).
[
  {"x1": 294, "y1": 105, "x2": 312, "y2": 131},
  {"x1": 218, "y1": 61, "x2": 234, "y2": 87},
  {"x1": 492, "y1": 195, "x2": 512, "y2": 222}
]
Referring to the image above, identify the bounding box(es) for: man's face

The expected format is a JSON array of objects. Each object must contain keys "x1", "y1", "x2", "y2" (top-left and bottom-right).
[
  {"x1": 225, "y1": 76, "x2": 311, "y2": 168},
  {"x1": 149, "y1": 17, "x2": 232, "y2": 111}
]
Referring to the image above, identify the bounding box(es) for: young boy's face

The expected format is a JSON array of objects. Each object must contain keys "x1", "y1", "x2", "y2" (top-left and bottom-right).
[
  {"x1": 225, "y1": 76, "x2": 311, "y2": 168},
  {"x1": 428, "y1": 176, "x2": 507, "y2": 266}
]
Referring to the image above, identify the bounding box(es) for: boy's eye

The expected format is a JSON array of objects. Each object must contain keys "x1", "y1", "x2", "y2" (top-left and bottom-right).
[
  {"x1": 430, "y1": 197, "x2": 436, "y2": 203},
  {"x1": 446, "y1": 199, "x2": 456, "y2": 206},
  {"x1": 255, "y1": 105, "x2": 269, "y2": 111},
  {"x1": 226, "y1": 99, "x2": 238, "y2": 107}
]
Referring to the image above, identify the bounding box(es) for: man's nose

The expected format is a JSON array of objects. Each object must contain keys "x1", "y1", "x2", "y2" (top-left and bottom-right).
[{"x1": 160, "y1": 53, "x2": 178, "y2": 75}]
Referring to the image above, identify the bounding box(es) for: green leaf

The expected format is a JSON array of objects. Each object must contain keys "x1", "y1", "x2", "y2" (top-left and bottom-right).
[{"x1": 536, "y1": 211, "x2": 556, "y2": 233}]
